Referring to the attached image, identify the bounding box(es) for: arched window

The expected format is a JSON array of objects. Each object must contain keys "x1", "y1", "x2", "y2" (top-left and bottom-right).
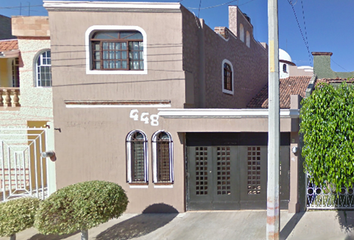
[
  {"x1": 35, "y1": 50, "x2": 52, "y2": 87},
  {"x1": 283, "y1": 64, "x2": 287, "y2": 73},
  {"x1": 246, "y1": 31, "x2": 250, "y2": 48},
  {"x1": 152, "y1": 131, "x2": 173, "y2": 184},
  {"x1": 91, "y1": 30, "x2": 144, "y2": 70},
  {"x1": 126, "y1": 130, "x2": 148, "y2": 183},
  {"x1": 239, "y1": 24, "x2": 244, "y2": 42},
  {"x1": 222, "y1": 59, "x2": 234, "y2": 95}
]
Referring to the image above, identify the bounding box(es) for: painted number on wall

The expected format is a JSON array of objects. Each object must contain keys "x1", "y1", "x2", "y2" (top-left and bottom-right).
[{"x1": 130, "y1": 109, "x2": 159, "y2": 126}]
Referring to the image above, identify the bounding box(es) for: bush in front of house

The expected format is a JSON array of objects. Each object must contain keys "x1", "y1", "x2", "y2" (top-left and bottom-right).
[
  {"x1": 0, "y1": 197, "x2": 41, "y2": 237},
  {"x1": 34, "y1": 180, "x2": 128, "y2": 235}
]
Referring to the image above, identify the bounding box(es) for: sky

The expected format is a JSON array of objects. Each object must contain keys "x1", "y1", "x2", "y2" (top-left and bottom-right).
[{"x1": 1, "y1": 0, "x2": 353, "y2": 72}]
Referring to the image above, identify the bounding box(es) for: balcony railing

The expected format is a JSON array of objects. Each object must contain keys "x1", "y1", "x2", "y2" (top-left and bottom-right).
[{"x1": 0, "y1": 88, "x2": 20, "y2": 109}]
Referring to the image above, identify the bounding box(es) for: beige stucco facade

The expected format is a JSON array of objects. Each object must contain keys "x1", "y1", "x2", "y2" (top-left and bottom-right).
[{"x1": 45, "y1": 1, "x2": 302, "y2": 213}]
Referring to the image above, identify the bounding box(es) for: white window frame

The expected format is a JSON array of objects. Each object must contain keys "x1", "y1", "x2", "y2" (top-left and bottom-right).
[
  {"x1": 85, "y1": 25, "x2": 147, "y2": 75},
  {"x1": 126, "y1": 129, "x2": 148, "y2": 183},
  {"x1": 222, "y1": 59, "x2": 234, "y2": 95},
  {"x1": 152, "y1": 130, "x2": 174, "y2": 184},
  {"x1": 34, "y1": 49, "x2": 52, "y2": 87}
]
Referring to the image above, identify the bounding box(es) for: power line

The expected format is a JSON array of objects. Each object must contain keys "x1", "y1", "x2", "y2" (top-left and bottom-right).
[{"x1": 287, "y1": 0, "x2": 312, "y2": 65}]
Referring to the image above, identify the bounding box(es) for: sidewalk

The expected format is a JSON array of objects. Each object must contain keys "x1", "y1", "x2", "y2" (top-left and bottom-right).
[{"x1": 2, "y1": 210, "x2": 354, "y2": 240}]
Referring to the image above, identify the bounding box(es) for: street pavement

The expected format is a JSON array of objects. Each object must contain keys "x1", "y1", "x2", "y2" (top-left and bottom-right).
[{"x1": 2, "y1": 210, "x2": 354, "y2": 240}]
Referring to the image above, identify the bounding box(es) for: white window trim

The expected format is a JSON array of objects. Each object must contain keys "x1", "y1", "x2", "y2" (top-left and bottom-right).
[
  {"x1": 152, "y1": 130, "x2": 174, "y2": 184},
  {"x1": 34, "y1": 49, "x2": 52, "y2": 87},
  {"x1": 85, "y1": 25, "x2": 148, "y2": 75},
  {"x1": 126, "y1": 129, "x2": 149, "y2": 183},
  {"x1": 222, "y1": 59, "x2": 234, "y2": 95}
]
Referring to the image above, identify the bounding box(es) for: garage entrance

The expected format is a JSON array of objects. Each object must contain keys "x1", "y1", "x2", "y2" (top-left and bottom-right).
[{"x1": 186, "y1": 133, "x2": 290, "y2": 210}]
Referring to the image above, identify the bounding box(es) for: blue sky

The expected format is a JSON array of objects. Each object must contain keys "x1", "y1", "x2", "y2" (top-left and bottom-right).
[{"x1": 1, "y1": 0, "x2": 353, "y2": 72}]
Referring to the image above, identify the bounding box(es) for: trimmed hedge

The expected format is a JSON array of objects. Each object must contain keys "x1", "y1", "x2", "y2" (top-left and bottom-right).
[
  {"x1": 0, "y1": 197, "x2": 41, "y2": 237},
  {"x1": 34, "y1": 180, "x2": 128, "y2": 235}
]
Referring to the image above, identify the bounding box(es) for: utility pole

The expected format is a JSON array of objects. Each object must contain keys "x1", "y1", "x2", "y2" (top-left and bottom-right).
[{"x1": 267, "y1": 0, "x2": 280, "y2": 239}]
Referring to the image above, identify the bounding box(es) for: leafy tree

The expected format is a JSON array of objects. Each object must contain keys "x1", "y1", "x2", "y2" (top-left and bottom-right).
[
  {"x1": 0, "y1": 197, "x2": 41, "y2": 239},
  {"x1": 34, "y1": 180, "x2": 128, "y2": 239},
  {"x1": 300, "y1": 82, "x2": 354, "y2": 192}
]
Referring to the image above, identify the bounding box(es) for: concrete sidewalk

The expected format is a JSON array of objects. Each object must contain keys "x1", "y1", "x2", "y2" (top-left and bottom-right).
[{"x1": 2, "y1": 210, "x2": 354, "y2": 240}]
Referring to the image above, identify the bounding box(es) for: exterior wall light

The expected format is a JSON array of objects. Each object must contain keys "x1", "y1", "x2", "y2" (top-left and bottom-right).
[
  {"x1": 292, "y1": 146, "x2": 298, "y2": 154},
  {"x1": 41, "y1": 151, "x2": 56, "y2": 162}
]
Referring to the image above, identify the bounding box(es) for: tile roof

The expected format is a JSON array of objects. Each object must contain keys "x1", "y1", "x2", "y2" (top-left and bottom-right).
[
  {"x1": 247, "y1": 76, "x2": 312, "y2": 109},
  {"x1": 315, "y1": 78, "x2": 354, "y2": 86},
  {"x1": 0, "y1": 39, "x2": 18, "y2": 52}
]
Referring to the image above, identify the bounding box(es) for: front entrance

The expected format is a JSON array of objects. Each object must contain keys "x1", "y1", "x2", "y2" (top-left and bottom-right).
[{"x1": 186, "y1": 132, "x2": 290, "y2": 211}]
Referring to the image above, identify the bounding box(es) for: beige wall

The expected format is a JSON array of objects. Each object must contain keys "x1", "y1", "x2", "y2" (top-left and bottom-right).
[{"x1": 48, "y1": 8, "x2": 186, "y2": 212}]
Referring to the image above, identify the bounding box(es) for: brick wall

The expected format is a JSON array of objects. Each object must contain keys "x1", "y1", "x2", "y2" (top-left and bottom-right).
[{"x1": 182, "y1": 5, "x2": 268, "y2": 108}]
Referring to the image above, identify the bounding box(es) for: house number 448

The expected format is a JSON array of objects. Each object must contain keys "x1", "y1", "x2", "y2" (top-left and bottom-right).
[{"x1": 129, "y1": 109, "x2": 159, "y2": 126}]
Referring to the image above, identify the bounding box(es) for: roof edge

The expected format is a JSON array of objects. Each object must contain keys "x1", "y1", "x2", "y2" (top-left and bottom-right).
[{"x1": 44, "y1": 1, "x2": 181, "y2": 13}]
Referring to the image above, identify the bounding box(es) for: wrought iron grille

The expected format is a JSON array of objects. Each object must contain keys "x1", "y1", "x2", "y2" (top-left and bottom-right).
[
  {"x1": 307, "y1": 174, "x2": 354, "y2": 209},
  {"x1": 247, "y1": 147, "x2": 261, "y2": 195},
  {"x1": 195, "y1": 147, "x2": 208, "y2": 195},
  {"x1": 216, "y1": 147, "x2": 231, "y2": 195}
]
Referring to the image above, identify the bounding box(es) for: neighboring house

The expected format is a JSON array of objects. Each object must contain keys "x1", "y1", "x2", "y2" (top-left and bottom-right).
[
  {"x1": 0, "y1": 16, "x2": 56, "y2": 202},
  {"x1": 44, "y1": 1, "x2": 302, "y2": 213},
  {"x1": 0, "y1": 15, "x2": 15, "y2": 40},
  {"x1": 279, "y1": 48, "x2": 313, "y2": 79}
]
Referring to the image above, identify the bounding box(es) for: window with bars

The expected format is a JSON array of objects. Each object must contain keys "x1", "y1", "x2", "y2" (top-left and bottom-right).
[
  {"x1": 126, "y1": 130, "x2": 148, "y2": 183},
  {"x1": 222, "y1": 60, "x2": 234, "y2": 95},
  {"x1": 152, "y1": 131, "x2": 173, "y2": 184},
  {"x1": 35, "y1": 50, "x2": 52, "y2": 87},
  {"x1": 12, "y1": 58, "x2": 19, "y2": 87},
  {"x1": 91, "y1": 31, "x2": 144, "y2": 70}
]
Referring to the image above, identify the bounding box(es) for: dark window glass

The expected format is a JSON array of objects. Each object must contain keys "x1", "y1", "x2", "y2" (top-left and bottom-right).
[{"x1": 91, "y1": 31, "x2": 143, "y2": 70}]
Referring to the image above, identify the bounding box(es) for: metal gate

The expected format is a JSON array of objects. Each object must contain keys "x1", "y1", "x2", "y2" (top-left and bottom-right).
[
  {"x1": 306, "y1": 175, "x2": 354, "y2": 209},
  {"x1": 187, "y1": 145, "x2": 290, "y2": 210},
  {"x1": 0, "y1": 127, "x2": 50, "y2": 202}
]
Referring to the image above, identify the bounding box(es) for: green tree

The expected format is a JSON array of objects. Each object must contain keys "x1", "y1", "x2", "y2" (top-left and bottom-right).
[
  {"x1": 300, "y1": 82, "x2": 354, "y2": 192},
  {"x1": 34, "y1": 180, "x2": 128, "y2": 240}
]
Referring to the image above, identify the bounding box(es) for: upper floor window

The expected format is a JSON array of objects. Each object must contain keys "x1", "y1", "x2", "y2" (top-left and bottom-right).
[
  {"x1": 152, "y1": 131, "x2": 174, "y2": 184},
  {"x1": 35, "y1": 50, "x2": 52, "y2": 87},
  {"x1": 91, "y1": 30, "x2": 144, "y2": 71},
  {"x1": 246, "y1": 31, "x2": 250, "y2": 48},
  {"x1": 12, "y1": 58, "x2": 19, "y2": 87},
  {"x1": 222, "y1": 60, "x2": 234, "y2": 95},
  {"x1": 283, "y1": 63, "x2": 287, "y2": 73},
  {"x1": 239, "y1": 24, "x2": 244, "y2": 42},
  {"x1": 126, "y1": 130, "x2": 148, "y2": 183}
]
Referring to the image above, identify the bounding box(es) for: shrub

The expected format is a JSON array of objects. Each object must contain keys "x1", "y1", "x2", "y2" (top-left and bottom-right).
[
  {"x1": 300, "y1": 82, "x2": 354, "y2": 191},
  {"x1": 34, "y1": 180, "x2": 128, "y2": 235},
  {"x1": 0, "y1": 197, "x2": 41, "y2": 237}
]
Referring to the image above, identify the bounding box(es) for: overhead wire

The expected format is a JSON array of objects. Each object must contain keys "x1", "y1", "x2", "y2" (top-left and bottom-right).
[{"x1": 287, "y1": 0, "x2": 312, "y2": 65}]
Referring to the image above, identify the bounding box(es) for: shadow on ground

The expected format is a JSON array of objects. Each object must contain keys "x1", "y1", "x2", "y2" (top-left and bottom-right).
[
  {"x1": 96, "y1": 203, "x2": 178, "y2": 240},
  {"x1": 28, "y1": 231, "x2": 79, "y2": 240},
  {"x1": 280, "y1": 211, "x2": 305, "y2": 240}
]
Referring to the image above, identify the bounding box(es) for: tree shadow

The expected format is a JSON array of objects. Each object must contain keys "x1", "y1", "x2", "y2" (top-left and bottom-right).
[
  {"x1": 336, "y1": 210, "x2": 354, "y2": 233},
  {"x1": 28, "y1": 231, "x2": 80, "y2": 240},
  {"x1": 279, "y1": 211, "x2": 306, "y2": 240},
  {"x1": 96, "y1": 203, "x2": 178, "y2": 240}
]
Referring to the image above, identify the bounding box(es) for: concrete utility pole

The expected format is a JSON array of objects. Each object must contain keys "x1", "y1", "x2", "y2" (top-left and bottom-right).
[{"x1": 267, "y1": 0, "x2": 280, "y2": 239}]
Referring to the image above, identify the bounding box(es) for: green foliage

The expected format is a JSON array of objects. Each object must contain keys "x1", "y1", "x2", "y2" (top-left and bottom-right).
[
  {"x1": 0, "y1": 197, "x2": 41, "y2": 237},
  {"x1": 34, "y1": 180, "x2": 128, "y2": 235},
  {"x1": 300, "y1": 82, "x2": 354, "y2": 191}
]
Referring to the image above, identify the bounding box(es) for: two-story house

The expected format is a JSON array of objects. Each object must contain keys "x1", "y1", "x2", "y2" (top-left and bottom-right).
[{"x1": 44, "y1": 1, "x2": 303, "y2": 213}]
